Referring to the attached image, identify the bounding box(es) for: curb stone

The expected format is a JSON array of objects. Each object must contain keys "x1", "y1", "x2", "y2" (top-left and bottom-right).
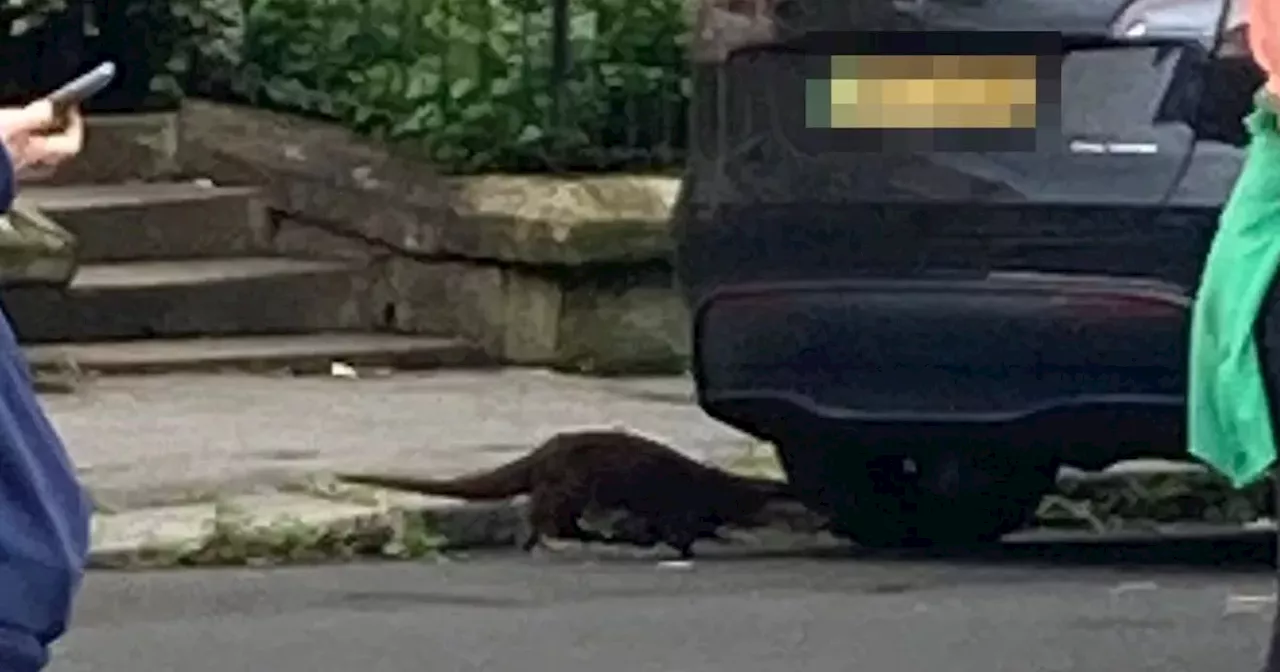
[
  {"x1": 88, "y1": 493, "x2": 528, "y2": 569},
  {"x1": 86, "y1": 490, "x2": 824, "y2": 569},
  {"x1": 85, "y1": 460, "x2": 1248, "y2": 569},
  {"x1": 85, "y1": 483, "x2": 830, "y2": 569}
]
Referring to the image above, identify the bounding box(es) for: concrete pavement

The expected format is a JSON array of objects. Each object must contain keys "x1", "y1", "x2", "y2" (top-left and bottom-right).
[
  {"x1": 44, "y1": 370, "x2": 761, "y2": 560},
  {"x1": 47, "y1": 368, "x2": 1201, "y2": 509},
  {"x1": 52, "y1": 535, "x2": 1280, "y2": 672},
  {"x1": 43, "y1": 369, "x2": 1227, "y2": 561},
  {"x1": 48, "y1": 370, "x2": 746, "y2": 510}
]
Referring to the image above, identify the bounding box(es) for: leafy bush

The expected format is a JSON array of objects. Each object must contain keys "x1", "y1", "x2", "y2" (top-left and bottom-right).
[
  {"x1": 143, "y1": 0, "x2": 249, "y2": 99},
  {"x1": 0, "y1": 0, "x2": 90, "y2": 107},
  {"x1": 232, "y1": 0, "x2": 689, "y2": 172},
  {"x1": 0, "y1": 0, "x2": 690, "y2": 172},
  {"x1": 0, "y1": 0, "x2": 244, "y2": 110},
  {"x1": 1, "y1": 0, "x2": 67, "y2": 36}
]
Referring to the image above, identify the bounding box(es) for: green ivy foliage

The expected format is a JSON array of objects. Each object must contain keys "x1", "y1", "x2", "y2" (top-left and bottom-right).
[
  {"x1": 146, "y1": 0, "x2": 248, "y2": 99},
  {"x1": 2, "y1": 0, "x2": 690, "y2": 173},
  {"x1": 233, "y1": 0, "x2": 689, "y2": 172},
  {"x1": 0, "y1": 0, "x2": 84, "y2": 106},
  {"x1": 1, "y1": 0, "x2": 67, "y2": 36},
  {"x1": 0, "y1": 0, "x2": 244, "y2": 108}
]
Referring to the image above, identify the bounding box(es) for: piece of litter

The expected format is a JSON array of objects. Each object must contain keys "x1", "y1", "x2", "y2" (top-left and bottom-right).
[
  {"x1": 329, "y1": 361, "x2": 358, "y2": 379},
  {"x1": 1225, "y1": 593, "x2": 1277, "y2": 616},
  {"x1": 1110, "y1": 581, "x2": 1159, "y2": 595},
  {"x1": 657, "y1": 560, "x2": 694, "y2": 570},
  {"x1": 1227, "y1": 594, "x2": 1276, "y2": 605},
  {"x1": 192, "y1": 177, "x2": 215, "y2": 188}
]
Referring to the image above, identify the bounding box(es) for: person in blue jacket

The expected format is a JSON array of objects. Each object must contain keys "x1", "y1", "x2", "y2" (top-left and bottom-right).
[{"x1": 0, "y1": 99, "x2": 92, "y2": 671}]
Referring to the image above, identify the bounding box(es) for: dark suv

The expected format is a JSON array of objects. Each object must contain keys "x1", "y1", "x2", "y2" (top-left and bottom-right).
[{"x1": 673, "y1": 0, "x2": 1263, "y2": 546}]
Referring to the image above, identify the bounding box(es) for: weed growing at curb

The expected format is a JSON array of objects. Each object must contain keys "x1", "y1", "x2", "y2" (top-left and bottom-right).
[
  {"x1": 728, "y1": 442, "x2": 1274, "y2": 530},
  {"x1": 1040, "y1": 470, "x2": 1273, "y2": 530},
  {"x1": 93, "y1": 500, "x2": 447, "y2": 570},
  {"x1": 277, "y1": 474, "x2": 385, "y2": 507}
]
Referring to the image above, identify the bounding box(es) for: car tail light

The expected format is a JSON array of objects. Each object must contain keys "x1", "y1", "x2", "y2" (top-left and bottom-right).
[{"x1": 691, "y1": 0, "x2": 780, "y2": 63}]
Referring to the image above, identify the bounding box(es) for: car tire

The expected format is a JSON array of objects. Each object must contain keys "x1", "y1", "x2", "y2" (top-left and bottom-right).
[{"x1": 777, "y1": 441, "x2": 1057, "y2": 548}]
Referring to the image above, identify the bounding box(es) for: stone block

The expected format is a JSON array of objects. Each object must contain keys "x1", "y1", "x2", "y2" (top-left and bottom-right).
[
  {"x1": 500, "y1": 271, "x2": 563, "y2": 364},
  {"x1": 441, "y1": 175, "x2": 678, "y2": 264},
  {"x1": 45, "y1": 113, "x2": 180, "y2": 185},
  {"x1": 177, "y1": 99, "x2": 443, "y2": 256},
  {"x1": 270, "y1": 216, "x2": 375, "y2": 262},
  {"x1": 414, "y1": 261, "x2": 688, "y2": 374},
  {"x1": 558, "y1": 267, "x2": 690, "y2": 375},
  {"x1": 446, "y1": 265, "x2": 517, "y2": 360},
  {"x1": 176, "y1": 100, "x2": 678, "y2": 266},
  {"x1": 379, "y1": 258, "x2": 466, "y2": 337}
]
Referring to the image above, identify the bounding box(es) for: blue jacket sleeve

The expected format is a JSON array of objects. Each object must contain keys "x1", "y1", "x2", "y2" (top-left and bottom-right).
[
  {"x1": 0, "y1": 142, "x2": 92, "y2": 671},
  {"x1": 0, "y1": 141, "x2": 14, "y2": 212}
]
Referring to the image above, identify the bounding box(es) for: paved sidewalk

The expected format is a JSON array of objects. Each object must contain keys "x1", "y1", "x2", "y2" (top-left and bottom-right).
[
  {"x1": 41, "y1": 369, "x2": 1217, "y2": 563},
  {"x1": 45, "y1": 370, "x2": 749, "y2": 511}
]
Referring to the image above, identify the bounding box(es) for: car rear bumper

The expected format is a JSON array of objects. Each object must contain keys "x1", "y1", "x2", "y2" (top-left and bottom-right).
[{"x1": 691, "y1": 274, "x2": 1190, "y2": 463}]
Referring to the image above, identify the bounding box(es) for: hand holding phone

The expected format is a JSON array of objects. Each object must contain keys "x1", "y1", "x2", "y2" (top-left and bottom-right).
[
  {"x1": 44, "y1": 62, "x2": 116, "y2": 113},
  {"x1": 0, "y1": 63, "x2": 114, "y2": 174}
]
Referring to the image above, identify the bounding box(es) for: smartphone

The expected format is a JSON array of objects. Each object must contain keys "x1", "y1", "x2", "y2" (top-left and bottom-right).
[{"x1": 45, "y1": 62, "x2": 117, "y2": 109}]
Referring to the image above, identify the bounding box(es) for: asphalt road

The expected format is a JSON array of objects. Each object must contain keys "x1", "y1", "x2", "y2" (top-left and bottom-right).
[{"x1": 48, "y1": 531, "x2": 1280, "y2": 672}]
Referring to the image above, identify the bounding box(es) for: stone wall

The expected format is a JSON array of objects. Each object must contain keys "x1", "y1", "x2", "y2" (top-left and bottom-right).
[{"x1": 177, "y1": 99, "x2": 688, "y2": 374}]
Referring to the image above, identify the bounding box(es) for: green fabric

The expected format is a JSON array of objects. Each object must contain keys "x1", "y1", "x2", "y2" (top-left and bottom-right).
[{"x1": 1188, "y1": 93, "x2": 1280, "y2": 487}]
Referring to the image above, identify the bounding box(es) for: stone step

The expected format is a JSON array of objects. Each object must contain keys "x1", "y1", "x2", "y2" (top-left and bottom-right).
[
  {"x1": 24, "y1": 333, "x2": 491, "y2": 375},
  {"x1": 23, "y1": 183, "x2": 269, "y2": 262},
  {"x1": 46, "y1": 113, "x2": 179, "y2": 185},
  {"x1": 2, "y1": 257, "x2": 381, "y2": 342}
]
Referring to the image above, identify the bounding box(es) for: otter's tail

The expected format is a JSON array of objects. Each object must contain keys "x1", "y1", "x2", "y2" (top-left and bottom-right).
[{"x1": 336, "y1": 451, "x2": 539, "y2": 500}]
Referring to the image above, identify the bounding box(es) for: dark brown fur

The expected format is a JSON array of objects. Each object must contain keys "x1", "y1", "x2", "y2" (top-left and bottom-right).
[{"x1": 335, "y1": 429, "x2": 792, "y2": 558}]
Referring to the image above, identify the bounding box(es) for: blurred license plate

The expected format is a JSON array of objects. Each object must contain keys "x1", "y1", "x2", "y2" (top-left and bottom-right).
[{"x1": 808, "y1": 54, "x2": 1041, "y2": 130}]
